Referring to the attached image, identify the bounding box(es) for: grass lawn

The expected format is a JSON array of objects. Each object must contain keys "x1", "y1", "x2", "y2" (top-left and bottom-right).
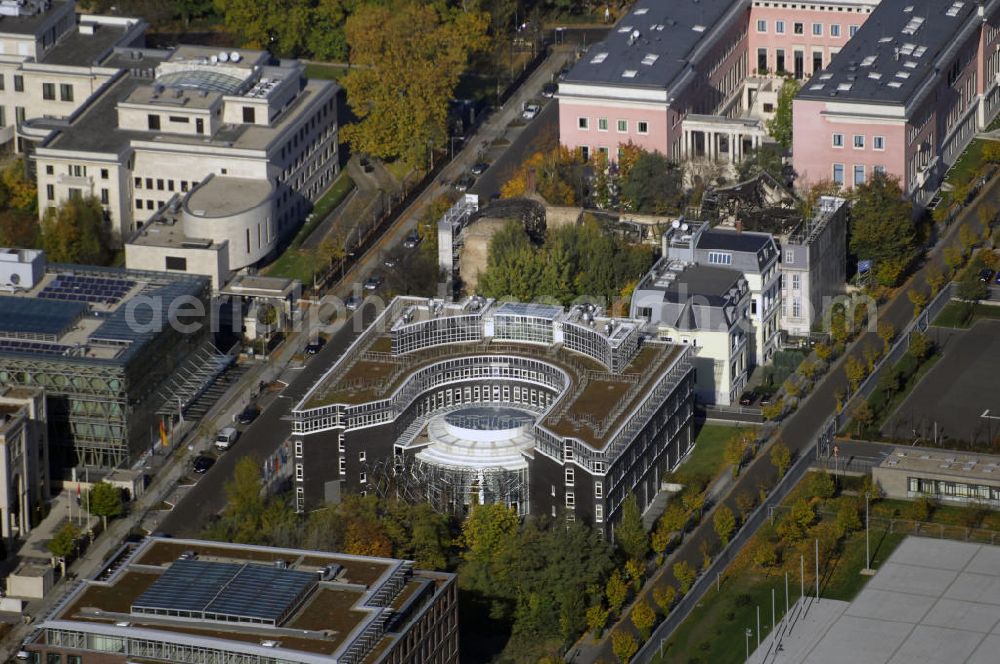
[
  {"x1": 655, "y1": 523, "x2": 905, "y2": 664},
  {"x1": 262, "y1": 248, "x2": 322, "y2": 284},
  {"x1": 304, "y1": 63, "x2": 351, "y2": 81},
  {"x1": 260, "y1": 172, "x2": 355, "y2": 284},
  {"x1": 945, "y1": 138, "x2": 986, "y2": 189},
  {"x1": 674, "y1": 423, "x2": 753, "y2": 488},
  {"x1": 932, "y1": 300, "x2": 1000, "y2": 328},
  {"x1": 309, "y1": 172, "x2": 356, "y2": 229}
]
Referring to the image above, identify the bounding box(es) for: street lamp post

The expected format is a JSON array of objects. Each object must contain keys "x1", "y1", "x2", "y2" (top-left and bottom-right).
[
  {"x1": 862, "y1": 490, "x2": 875, "y2": 575},
  {"x1": 745, "y1": 628, "x2": 753, "y2": 663}
]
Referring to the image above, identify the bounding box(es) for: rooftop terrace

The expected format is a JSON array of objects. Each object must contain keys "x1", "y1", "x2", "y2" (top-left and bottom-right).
[
  {"x1": 39, "y1": 537, "x2": 446, "y2": 662},
  {"x1": 299, "y1": 297, "x2": 687, "y2": 450}
]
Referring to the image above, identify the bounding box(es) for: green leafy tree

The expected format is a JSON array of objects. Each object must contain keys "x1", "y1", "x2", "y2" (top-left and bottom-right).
[
  {"x1": 653, "y1": 583, "x2": 677, "y2": 612},
  {"x1": 736, "y1": 143, "x2": 787, "y2": 183},
  {"x1": 877, "y1": 321, "x2": 895, "y2": 352},
  {"x1": 460, "y1": 503, "x2": 519, "y2": 617},
  {"x1": 214, "y1": 0, "x2": 311, "y2": 57},
  {"x1": 630, "y1": 600, "x2": 656, "y2": 641},
  {"x1": 87, "y1": 482, "x2": 123, "y2": 530},
  {"x1": 619, "y1": 151, "x2": 685, "y2": 214},
  {"x1": 766, "y1": 78, "x2": 801, "y2": 150},
  {"x1": 908, "y1": 331, "x2": 932, "y2": 361},
  {"x1": 219, "y1": 457, "x2": 266, "y2": 543},
  {"x1": 770, "y1": 441, "x2": 792, "y2": 477},
  {"x1": 850, "y1": 173, "x2": 916, "y2": 286},
  {"x1": 844, "y1": 354, "x2": 866, "y2": 392},
  {"x1": 835, "y1": 500, "x2": 862, "y2": 535},
  {"x1": 586, "y1": 602, "x2": 610, "y2": 637},
  {"x1": 777, "y1": 499, "x2": 815, "y2": 542},
  {"x1": 341, "y1": 2, "x2": 488, "y2": 166},
  {"x1": 606, "y1": 569, "x2": 629, "y2": 615},
  {"x1": 48, "y1": 521, "x2": 81, "y2": 575},
  {"x1": 751, "y1": 541, "x2": 778, "y2": 570},
  {"x1": 611, "y1": 629, "x2": 639, "y2": 664},
  {"x1": 735, "y1": 491, "x2": 757, "y2": 519},
  {"x1": 0, "y1": 208, "x2": 39, "y2": 249},
  {"x1": 925, "y1": 264, "x2": 946, "y2": 296},
  {"x1": 617, "y1": 494, "x2": 648, "y2": 564},
  {"x1": 957, "y1": 267, "x2": 988, "y2": 303},
  {"x1": 658, "y1": 502, "x2": 688, "y2": 535},
  {"x1": 40, "y1": 197, "x2": 112, "y2": 265},
  {"x1": 943, "y1": 244, "x2": 967, "y2": 274},
  {"x1": 713, "y1": 505, "x2": 737, "y2": 545},
  {"x1": 724, "y1": 433, "x2": 747, "y2": 478},
  {"x1": 959, "y1": 223, "x2": 979, "y2": 253},
  {"x1": 673, "y1": 560, "x2": 697, "y2": 594},
  {"x1": 761, "y1": 398, "x2": 785, "y2": 421},
  {"x1": 807, "y1": 471, "x2": 836, "y2": 500}
]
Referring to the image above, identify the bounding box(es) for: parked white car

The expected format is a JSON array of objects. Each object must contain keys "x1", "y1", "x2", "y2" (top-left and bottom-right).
[{"x1": 522, "y1": 104, "x2": 540, "y2": 120}]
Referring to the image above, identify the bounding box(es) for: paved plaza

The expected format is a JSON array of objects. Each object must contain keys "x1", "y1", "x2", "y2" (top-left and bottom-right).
[{"x1": 750, "y1": 536, "x2": 1000, "y2": 664}]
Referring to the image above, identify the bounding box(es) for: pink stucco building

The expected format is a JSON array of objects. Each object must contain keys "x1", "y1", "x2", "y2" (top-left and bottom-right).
[
  {"x1": 558, "y1": 0, "x2": 878, "y2": 166},
  {"x1": 793, "y1": 0, "x2": 1000, "y2": 206},
  {"x1": 560, "y1": 0, "x2": 1000, "y2": 207}
]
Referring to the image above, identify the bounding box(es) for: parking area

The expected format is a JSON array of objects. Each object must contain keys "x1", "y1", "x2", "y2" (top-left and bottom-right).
[{"x1": 881, "y1": 319, "x2": 1000, "y2": 446}]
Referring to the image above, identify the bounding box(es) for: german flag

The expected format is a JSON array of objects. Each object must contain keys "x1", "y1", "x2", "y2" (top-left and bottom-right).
[{"x1": 159, "y1": 419, "x2": 169, "y2": 447}]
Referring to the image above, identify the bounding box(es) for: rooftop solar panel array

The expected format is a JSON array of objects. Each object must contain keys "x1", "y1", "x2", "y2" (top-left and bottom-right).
[
  {"x1": 0, "y1": 338, "x2": 71, "y2": 356},
  {"x1": 131, "y1": 559, "x2": 317, "y2": 625},
  {"x1": 39, "y1": 274, "x2": 136, "y2": 305},
  {"x1": 0, "y1": 296, "x2": 87, "y2": 339}
]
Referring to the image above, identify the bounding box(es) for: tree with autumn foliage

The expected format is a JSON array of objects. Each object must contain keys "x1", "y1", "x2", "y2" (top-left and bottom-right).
[
  {"x1": 341, "y1": 1, "x2": 488, "y2": 167},
  {"x1": 500, "y1": 146, "x2": 584, "y2": 205}
]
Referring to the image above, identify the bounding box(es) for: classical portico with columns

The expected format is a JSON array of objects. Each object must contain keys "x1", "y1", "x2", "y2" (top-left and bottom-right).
[{"x1": 681, "y1": 115, "x2": 768, "y2": 162}]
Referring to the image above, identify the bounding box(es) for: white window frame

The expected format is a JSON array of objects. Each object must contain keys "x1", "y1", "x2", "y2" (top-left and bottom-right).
[
  {"x1": 565, "y1": 467, "x2": 575, "y2": 486},
  {"x1": 565, "y1": 491, "x2": 575, "y2": 508},
  {"x1": 294, "y1": 440, "x2": 303, "y2": 458},
  {"x1": 595, "y1": 481, "x2": 603, "y2": 498},
  {"x1": 360, "y1": 471, "x2": 367, "y2": 484},
  {"x1": 850, "y1": 25, "x2": 859, "y2": 37},
  {"x1": 358, "y1": 450, "x2": 366, "y2": 462},
  {"x1": 597, "y1": 117, "x2": 608, "y2": 131},
  {"x1": 784, "y1": 249, "x2": 794, "y2": 264},
  {"x1": 757, "y1": 19, "x2": 767, "y2": 33},
  {"x1": 617, "y1": 119, "x2": 627, "y2": 133},
  {"x1": 853, "y1": 164, "x2": 865, "y2": 186},
  {"x1": 775, "y1": 20, "x2": 785, "y2": 34},
  {"x1": 637, "y1": 121, "x2": 649, "y2": 134},
  {"x1": 830, "y1": 24, "x2": 840, "y2": 37},
  {"x1": 812, "y1": 23, "x2": 822, "y2": 36},
  {"x1": 832, "y1": 133, "x2": 844, "y2": 148},
  {"x1": 295, "y1": 463, "x2": 304, "y2": 481},
  {"x1": 873, "y1": 135, "x2": 885, "y2": 151},
  {"x1": 595, "y1": 504, "x2": 604, "y2": 523},
  {"x1": 833, "y1": 163, "x2": 845, "y2": 185},
  {"x1": 853, "y1": 134, "x2": 865, "y2": 149},
  {"x1": 578, "y1": 117, "x2": 589, "y2": 130}
]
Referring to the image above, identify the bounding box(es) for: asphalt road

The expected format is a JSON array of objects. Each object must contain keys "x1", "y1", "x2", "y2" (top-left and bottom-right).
[
  {"x1": 157, "y1": 307, "x2": 374, "y2": 536},
  {"x1": 470, "y1": 99, "x2": 559, "y2": 200},
  {"x1": 157, "y1": 52, "x2": 571, "y2": 536},
  {"x1": 585, "y1": 173, "x2": 1000, "y2": 663}
]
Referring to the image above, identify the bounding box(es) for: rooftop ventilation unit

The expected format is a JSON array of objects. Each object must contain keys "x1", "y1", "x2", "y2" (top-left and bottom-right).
[{"x1": 590, "y1": 52, "x2": 609, "y2": 64}]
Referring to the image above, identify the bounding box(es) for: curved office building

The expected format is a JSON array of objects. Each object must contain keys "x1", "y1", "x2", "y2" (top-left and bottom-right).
[{"x1": 291, "y1": 296, "x2": 697, "y2": 535}]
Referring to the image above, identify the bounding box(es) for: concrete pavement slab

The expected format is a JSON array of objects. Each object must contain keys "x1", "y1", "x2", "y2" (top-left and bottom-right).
[
  {"x1": 943, "y1": 572, "x2": 1000, "y2": 606},
  {"x1": 968, "y1": 634, "x2": 1000, "y2": 664},
  {"x1": 867, "y1": 561, "x2": 959, "y2": 597},
  {"x1": 887, "y1": 536, "x2": 981, "y2": 571},
  {"x1": 921, "y1": 598, "x2": 1000, "y2": 633},
  {"x1": 845, "y1": 588, "x2": 936, "y2": 624},
  {"x1": 886, "y1": 624, "x2": 985, "y2": 664},
  {"x1": 802, "y1": 615, "x2": 913, "y2": 664}
]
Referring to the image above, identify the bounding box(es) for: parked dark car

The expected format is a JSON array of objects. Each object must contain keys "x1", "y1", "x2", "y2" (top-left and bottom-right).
[
  {"x1": 980, "y1": 268, "x2": 995, "y2": 283},
  {"x1": 345, "y1": 294, "x2": 362, "y2": 311},
  {"x1": 470, "y1": 162, "x2": 489, "y2": 175},
  {"x1": 364, "y1": 274, "x2": 384, "y2": 291},
  {"x1": 383, "y1": 255, "x2": 399, "y2": 269},
  {"x1": 739, "y1": 391, "x2": 758, "y2": 406},
  {"x1": 403, "y1": 231, "x2": 422, "y2": 249},
  {"x1": 454, "y1": 174, "x2": 476, "y2": 192},
  {"x1": 237, "y1": 405, "x2": 260, "y2": 425},
  {"x1": 305, "y1": 338, "x2": 325, "y2": 355},
  {"x1": 192, "y1": 455, "x2": 215, "y2": 474},
  {"x1": 541, "y1": 82, "x2": 557, "y2": 98}
]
